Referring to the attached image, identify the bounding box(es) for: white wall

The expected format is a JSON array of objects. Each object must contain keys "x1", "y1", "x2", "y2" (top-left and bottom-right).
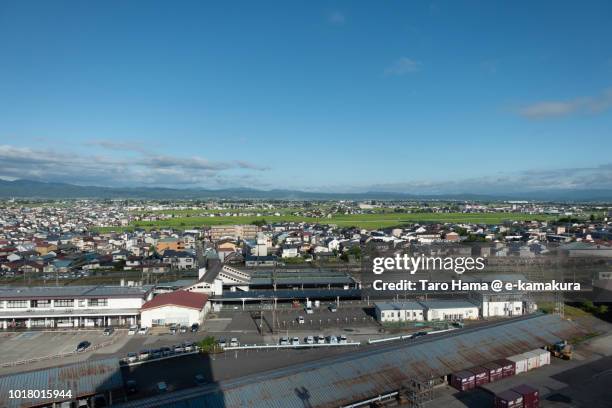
[
  {"x1": 482, "y1": 301, "x2": 523, "y2": 317},
  {"x1": 426, "y1": 306, "x2": 478, "y2": 321},
  {"x1": 141, "y1": 305, "x2": 205, "y2": 328},
  {"x1": 376, "y1": 307, "x2": 424, "y2": 322}
]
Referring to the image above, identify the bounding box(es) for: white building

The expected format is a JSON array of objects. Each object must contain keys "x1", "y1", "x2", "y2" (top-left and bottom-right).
[
  {"x1": 0, "y1": 285, "x2": 153, "y2": 329},
  {"x1": 375, "y1": 302, "x2": 425, "y2": 322},
  {"x1": 420, "y1": 300, "x2": 479, "y2": 321},
  {"x1": 140, "y1": 290, "x2": 210, "y2": 328}
]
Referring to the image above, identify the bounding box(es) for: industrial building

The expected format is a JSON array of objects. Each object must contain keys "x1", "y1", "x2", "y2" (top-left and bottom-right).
[
  {"x1": 375, "y1": 299, "x2": 480, "y2": 323},
  {"x1": 0, "y1": 285, "x2": 153, "y2": 329},
  {"x1": 113, "y1": 314, "x2": 584, "y2": 408},
  {"x1": 0, "y1": 357, "x2": 123, "y2": 408},
  {"x1": 375, "y1": 301, "x2": 425, "y2": 322}
]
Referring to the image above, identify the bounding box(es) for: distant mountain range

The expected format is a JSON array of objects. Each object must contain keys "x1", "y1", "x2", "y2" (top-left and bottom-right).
[{"x1": 1, "y1": 179, "x2": 612, "y2": 202}]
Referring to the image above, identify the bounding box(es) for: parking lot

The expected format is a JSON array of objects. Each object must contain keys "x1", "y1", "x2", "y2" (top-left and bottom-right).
[{"x1": 0, "y1": 330, "x2": 119, "y2": 367}]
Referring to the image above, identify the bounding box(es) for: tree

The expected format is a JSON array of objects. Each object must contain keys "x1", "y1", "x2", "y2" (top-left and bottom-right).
[{"x1": 251, "y1": 218, "x2": 267, "y2": 227}]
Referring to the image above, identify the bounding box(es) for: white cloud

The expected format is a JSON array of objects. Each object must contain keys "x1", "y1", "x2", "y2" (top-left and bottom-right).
[
  {"x1": 518, "y1": 88, "x2": 612, "y2": 119},
  {"x1": 384, "y1": 57, "x2": 422, "y2": 76},
  {"x1": 0, "y1": 144, "x2": 269, "y2": 188}
]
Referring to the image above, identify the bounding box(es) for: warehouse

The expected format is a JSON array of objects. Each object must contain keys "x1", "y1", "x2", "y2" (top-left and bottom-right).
[
  {"x1": 114, "y1": 314, "x2": 584, "y2": 408},
  {"x1": 0, "y1": 357, "x2": 123, "y2": 408},
  {"x1": 140, "y1": 290, "x2": 210, "y2": 328},
  {"x1": 420, "y1": 299, "x2": 479, "y2": 321},
  {"x1": 0, "y1": 285, "x2": 153, "y2": 329},
  {"x1": 375, "y1": 301, "x2": 425, "y2": 322}
]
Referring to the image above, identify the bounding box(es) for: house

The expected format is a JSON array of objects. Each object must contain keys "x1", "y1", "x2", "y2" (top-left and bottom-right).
[
  {"x1": 162, "y1": 250, "x2": 196, "y2": 270},
  {"x1": 140, "y1": 290, "x2": 210, "y2": 328},
  {"x1": 282, "y1": 245, "x2": 299, "y2": 258},
  {"x1": 156, "y1": 237, "x2": 184, "y2": 253}
]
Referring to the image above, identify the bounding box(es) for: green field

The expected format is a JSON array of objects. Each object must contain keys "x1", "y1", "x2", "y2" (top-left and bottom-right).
[{"x1": 94, "y1": 212, "x2": 562, "y2": 232}]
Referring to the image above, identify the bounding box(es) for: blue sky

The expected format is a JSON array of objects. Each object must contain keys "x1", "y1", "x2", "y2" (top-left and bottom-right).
[{"x1": 1, "y1": 0, "x2": 611, "y2": 193}]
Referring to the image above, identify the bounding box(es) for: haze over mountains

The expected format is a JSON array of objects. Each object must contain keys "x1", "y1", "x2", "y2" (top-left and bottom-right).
[{"x1": 1, "y1": 179, "x2": 612, "y2": 202}]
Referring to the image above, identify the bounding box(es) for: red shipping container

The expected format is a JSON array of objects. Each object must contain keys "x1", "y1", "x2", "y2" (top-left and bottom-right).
[
  {"x1": 449, "y1": 370, "x2": 475, "y2": 391},
  {"x1": 512, "y1": 384, "x2": 539, "y2": 408},
  {"x1": 494, "y1": 359, "x2": 516, "y2": 378},
  {"x1": 495, "y1": 390, "x2": 523, "y2": 408},
  {"x1": 482, "y1": 362, "x2": 503, "y2": 382},
  {"x1": 469, "y1": 366, "x2": 489, "y2": 386}
]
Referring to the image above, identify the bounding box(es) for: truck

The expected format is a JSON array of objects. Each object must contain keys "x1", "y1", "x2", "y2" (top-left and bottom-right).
[{"x1": 547, "y1": 340, "x2": 572, "y2": 360}]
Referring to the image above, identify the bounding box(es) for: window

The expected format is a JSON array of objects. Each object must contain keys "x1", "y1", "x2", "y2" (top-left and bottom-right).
[
  {"x1": 54, "y1": 299, "x2": 74, "y2": 307},
  {"x1": 89, "y1": 298, "x2": 108, "y2": 307},
  {"x1": 7, "y1": 300, "x2": 28, "y2": 308},
  {"x1": 78, "y1": 299, "x2": 86, "y2": 307},
  {"x1": 30, "y1": 299, "x2": 51, "y2": 308}
]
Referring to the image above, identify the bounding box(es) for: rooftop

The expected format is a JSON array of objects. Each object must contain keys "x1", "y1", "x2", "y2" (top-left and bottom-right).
[
  {"x1": 114, "y1": 314, "x2": 585, "y2": 408},
  {"x1": 375, "y1": 301, "x2": 425, "y2": 311},
  {"x1": 142, "y1": 290, "x2": 208, "y2": 311},
  {"x1": 0, "y1": 285, "x2": 153, "y2": 300},
  {"x1": 0, "y1": 357, "x2": 122, "y2": 408}
]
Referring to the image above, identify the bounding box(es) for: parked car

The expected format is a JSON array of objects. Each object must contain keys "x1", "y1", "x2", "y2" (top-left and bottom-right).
[
  {"x1": 173, "y1": 344, "x2": 184, "y2": 353},
  {"x1": 126, "y1": 352, "x2": 138, "y2": 363},
  {"x1": 138, "y1": 350, "x2": 150, "y2": 360},
  {"x1": 297, "y1": 316, "x2": 305, "y2": 324},
  {"x1": 229, "y1": 338, "x2": 239, "y2": 347},
  {"x1": 76, "y1": 341, "x2": 91, "y2": 352},
  {"x1": 194, "y1": 374, "x2": 206, "y2": 386},
  {"x1": 169, "y1": 325, "x2": 177, "y2": 335},
  {"x1": 179, "y1": 325, "x2": 188, "y2": 334},
  {"x1": 339, "y1": 335, "x2": 348, "y2": 344},
  {"x1": 412, "y1": 331, "x2": 428, "y2": 338},
  {"x1": 128, "y1": 325, "x2": 138, "y2": 335},
  {"x1": 291, "y1": 336, "x2": 300, "y2": 345},
  {"x1": 305, "y1": 306, "x2": 313, "y2": 314},
  {"x1": 160, "y1": 347, "x2": 171, "y2": 356},
  {"x1": 150, "y1": 349, "x2": 162, "y2": 358},
  {"x1": 316, "y1": 335, "x2": 325, "y2": 344},
  {"x1": 157, "y1": 381, "x2": 167, "y2": 393},
  {"x1": 279, "y1": 336, "x2": 289, "y2": 345},
  {"x1": 190, "y1": 323, "x2": 199, "y2": 332},
  {"x1": 329, "y1": 304, "x2": 337, "y2": 313},
  {"x1": 184, "y1": 342, "x2": 194, "y2": 352},
  {"x1": 218, "y1": 338, "x2": 226, "y2": 348},
  {"x1": 138, "y1": 327, "x2": 148, "y2": 335},
  {"x1": 103, "y1": 327, "x2": 114, "y2": 336},
  {"x1": 305, "y1": 335, "x2": 314, "y2": 344},
  {"x1": 327, "y1": 335, "x2": 338, "y2": 344}
]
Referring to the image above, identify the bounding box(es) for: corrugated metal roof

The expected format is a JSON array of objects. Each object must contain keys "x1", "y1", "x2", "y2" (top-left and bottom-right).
[
  {"x1": 419, "y1": 299, "x2": 479, "y2": 309},
  {"x1": 0, "y1": 285, "x2": 153, "y2": 300},
  {"x1": 375, "y1": 301, "x2": 424, "y2": 311},
  {"x1": 115, "y1": 314, "x2": 585, "y2": 408},
  {"x1": 0, "y1": 357, "x2": 123, "y2": 408}
]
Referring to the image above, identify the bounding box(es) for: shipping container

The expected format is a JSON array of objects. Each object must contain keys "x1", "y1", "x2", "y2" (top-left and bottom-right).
[
  {"x1": 506, "y1": 354, "x2": 529, "y2": 374},
  {"x1": 523, "y1": 350, "x2": 541, "y2": 371},
  {"x1": 482, "y1": 362, "x2": 503, "y2": 382},
  {"x1": 511, "y1": 384, "x2": 539, "y2": 408},
  {"x1": 494, "y1": 359, "x2": 516, "y2": 378},
  {"x1": 530, "y1": 348, "x2": 551, "y2": 367},
  {"x1": 494, "y1": 390, "x2": 524, "y2": 408},
  {"x1": 449, "y1": 370, "x2": 475, "y2": 391},
  {"x1": 469, "y1": 366, "x2": 489, "y2": 386}
]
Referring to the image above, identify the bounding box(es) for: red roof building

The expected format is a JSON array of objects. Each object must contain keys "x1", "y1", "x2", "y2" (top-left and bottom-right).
[{"x1": 141, "y1": 290, "x2": 208, "y2": 311}]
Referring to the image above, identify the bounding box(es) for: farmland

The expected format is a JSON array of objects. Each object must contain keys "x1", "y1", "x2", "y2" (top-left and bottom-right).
[{"x1": 95, "y1": 212, "x2": 562, "y2": 232}]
